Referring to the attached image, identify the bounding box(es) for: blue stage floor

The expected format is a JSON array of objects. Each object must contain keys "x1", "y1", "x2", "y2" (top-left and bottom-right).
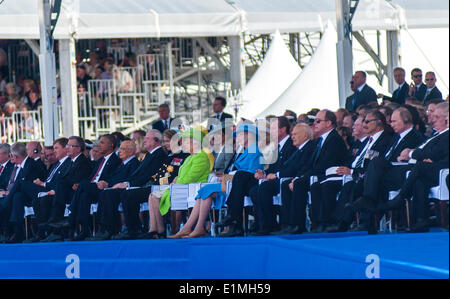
[{"x1": 0, "y1": 232, "x2": 448, "y2": 279}]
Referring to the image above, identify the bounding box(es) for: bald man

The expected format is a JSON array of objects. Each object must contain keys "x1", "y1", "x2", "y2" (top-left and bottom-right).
[
  {"x1": 250, "y1": 124, "x2": 317, "y2": 235},
  {"x1": 26, "y1": 141, "x2": 47, "y2": 176}
]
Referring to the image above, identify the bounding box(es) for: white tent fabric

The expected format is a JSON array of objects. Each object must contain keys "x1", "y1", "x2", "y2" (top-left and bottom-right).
[
  {"x1": 232, "y1": 30, "x2": 301, "y2": 121},
  {"x1": 0, "y1": 0, "x2": 448, "y2": 39},
  {"x1": 255, "y1": 23, "x2": 340, "y2": 119}
]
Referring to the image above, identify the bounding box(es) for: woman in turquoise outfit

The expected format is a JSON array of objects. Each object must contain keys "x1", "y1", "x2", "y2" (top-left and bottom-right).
[{"x1": 169, "y1": 123, "x2": 263, "y2": 238}]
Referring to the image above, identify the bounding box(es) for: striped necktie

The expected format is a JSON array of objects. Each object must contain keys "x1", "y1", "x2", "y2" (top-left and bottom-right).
[{"x1": 355, "y1": 137, "x2": 373, "y2": 169}]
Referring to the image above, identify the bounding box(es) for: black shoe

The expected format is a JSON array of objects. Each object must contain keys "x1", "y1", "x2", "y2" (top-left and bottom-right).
[
  {"x1": 4, "y1": 233, "x2": 25, "y2": 244},
  {"x1": 409, "y1": 219, "x2": 429, "y2": 233},
  {"x1": 287, "y1": 225, "x2": 304, "y2": 235},
  {"x1": 72, "y1": 230, "x2": 91, "y2": 241},
  {"x1": 41, "y1": 233, "x2": 64, "y2": 242},
  {"x1": 220, "y1": 224, "x2": 244, "y2": 237},
  {"x1": 325, "y1": 222, "x2": 350, "y2": 233},
  {"x1": 23, "y1": 235, "x2": 44, "y2": 243},
  {"x1": 112, "y1": 230, "x2": 137, "y2": 240},
  {"x1": 270, "y1": 226, "x2": 292, "y2": 235},
  {"x1": 310, "y1": 224, "x2": 325, "y2": 234},
  {"x1": 352, "y1": 196, "x2": 376, "y2": 212},
  {"x1": 49, "y1": 219, "x2": 70, "y2": 229},
  {"x1": 86, "y1": 231, "x2": 111, "y2": 241},
  {"x1": 216, "y1": 216, "x2": 234, "y2": 228},
  {"x1": 386, "y1": 196, "x2": 404, "y2": 210},
  {"x1": 137, "y1": 231, "x2": 158, "y2": 239},
  {"x1": 251, "y1": 228, "x2": 273, "y2": 236}
]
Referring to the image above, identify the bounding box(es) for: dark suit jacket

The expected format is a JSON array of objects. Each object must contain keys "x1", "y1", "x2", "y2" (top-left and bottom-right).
[
  {"x1": 152, "y1": 118, "x2": 175, "y2": 134},
  {"x1": 411, "y1": 130, "x2": 449, "y2": 163},
  {"x1": 385, "y1": 128, "x2": 425, "y2": 162},
  {"x1": 354, "y1": 130, "x2": 393, "y2": 174},
  {"x1": 63, "y1": 154, "x2": 93, "y2": 186},
  {"x1": 423, "y1": 86, "x2": 443, "y2": 103},
  {"x1": 307, "y1": 129, "x2": 348, "y2": 178},
  {"x1": 207, "y1": 112, "x2": 234, "y2": 132},
  {"x1": 346, "y1": 137, "x2": 370, "y2": 165},
  {"x1": 411, "y1": 84, "x2": 427, "y2": 103},
  {"x1": 266, "y1": 137, "x2": 297, "y2": 174},
  {"x1": 0, "y1": 161, "x2": 15, "y2": 191},
  {"x1": 44, "y1": 157, "x2": 74, "y2": 192},
  {"x1": 345, "y1": 84, "x2": 378, "y2": 111},
  {"x1": 278, "y1": 140, "x2": 316, "y2": 178},
  {"x1": 128, "y1": 147, "x2": 168, "y2": 187},
  {"x1": 106, "y1": 157, "x2": 140, "y2": 187},
  {"x1": 8, "y1": 157, "x2": 46, "y2": 198},
  {"x1": 34, "y1": 157, "x2": 48, "y2": 178},
  {"x1": 383, "y1": 83, "x2": 410, "y2": 105},
  {"x1": 88, "y1": 152, "x2": 122, "y2": 183}
]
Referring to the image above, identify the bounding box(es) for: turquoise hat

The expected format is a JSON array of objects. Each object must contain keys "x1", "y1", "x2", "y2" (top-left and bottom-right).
[{"x1": 233, "y1": 123, "x2": 259, "y2": 138}]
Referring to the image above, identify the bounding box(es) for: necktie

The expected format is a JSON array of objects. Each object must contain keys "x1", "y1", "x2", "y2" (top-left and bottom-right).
[
  {"x1": 119, "y1": 162, "x2": 124, "y2": 168},
  {"x1": 0, "y1": 165, "x2": 4, "y2": 176},
  {"x1": 91, "y1": 158, "x2": 106, "y2": 182},
  {"x1": 217, "y1": 114, "x2": 220, "y2": 120},
  {"x1": 46, "y1": 161, "x2": 61, "y2": 182},
  {"x1": 385, "y1": 134, "x2": 401, "y2": 160},
  {"x1": 355, "y1": 137, "x2": 373, "y2": 169},
  {"x1": 424, "y1": 89, "x2": 431, "y2": 100},
  {"x1": 7, "y1": 166, "x2": 19, "y2": 191},
  {"x1": 313, "y1": 137, "x2": 323, "y2": 165}
]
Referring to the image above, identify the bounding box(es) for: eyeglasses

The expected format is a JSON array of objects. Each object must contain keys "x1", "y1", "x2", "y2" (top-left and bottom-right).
[
  {"x1": 314, "y1": 119, "x2": 327, "y2": 124},
  {"x1": 364, "y1": 119, "x2": 378, "y2": 124},
  {"x1": 425, "y1": 78, "x2": 435, "y2": 81},
  {"x1": 413, "y1": 75, "x2": 422, "y2": 78}
]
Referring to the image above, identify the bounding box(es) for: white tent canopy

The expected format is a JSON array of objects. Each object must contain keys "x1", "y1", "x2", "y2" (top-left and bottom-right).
[
  {"x1": 0, "y1": 0, "x2": 448, "y2": 39},
  {"x1": 230, "y1": 30, "x2": 301, "y2": 121},
  {"x1": 255, "y1": 23, "x2": 340, "y2": 119}
]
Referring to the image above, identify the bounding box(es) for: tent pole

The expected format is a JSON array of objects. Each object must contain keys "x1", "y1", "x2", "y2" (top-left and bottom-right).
[
  {"x1": 336, "y1": 0, "x2": 354, "y2": 108},
  {"x1": 59, "y1": 38, "x2": 79, "y2": 137},
  {"x1": 386, "y1": 30, "x2": 400, "y2": 93},
  {"x1": 38, "y1": 0, "x2": 58, "y2": 146}
]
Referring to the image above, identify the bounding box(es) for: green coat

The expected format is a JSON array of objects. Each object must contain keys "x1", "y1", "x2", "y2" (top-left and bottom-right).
[{"x1": 159, "y1": 149, "x2": 213, "y2": 215}]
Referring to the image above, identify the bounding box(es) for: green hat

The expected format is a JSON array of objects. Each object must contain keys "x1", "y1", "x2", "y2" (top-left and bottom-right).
[{"x1": 180, "y1": 126, "x2": 207, "y2": 143}]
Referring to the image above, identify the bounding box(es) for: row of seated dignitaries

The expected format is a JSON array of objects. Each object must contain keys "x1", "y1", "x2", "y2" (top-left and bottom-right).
[{"x1": 0, "y1": 103, "x2": 448, "y2": 243}]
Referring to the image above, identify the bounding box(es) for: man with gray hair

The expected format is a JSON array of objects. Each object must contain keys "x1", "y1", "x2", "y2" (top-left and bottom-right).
[
  {"x1": 378, "y1": 67, "x2": 410, "y2": 105},
  {"x1": 250, "y1": 123, "x2": 317, "y2": 235},
  {"x1": 0, "y1": 143, "x2": 14, "y2": 191},
  {"x1": 0, "y1": 142, "x2": 46, "y2": 243}
]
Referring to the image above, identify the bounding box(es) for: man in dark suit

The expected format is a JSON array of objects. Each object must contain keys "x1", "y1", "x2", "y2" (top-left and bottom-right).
[
  {"x1": 379, "y1": 67, "x2": 410, "y2": 105},
  {"x1": 326, "y1": 108, "x2": 423, "y2": 233},
  {"x1": 152, "y1": 103, "x2": 175, "y2": 134},
  {"x1": 250, "y1": 123, "x2": 315, "y2": 235},
  {"x1": 345, "y1": 71, "x2": 378, "y2": 112},
  {"x1": 108, "y1": 130, "x2": 168, "y2": 240},
  {"x1": 408, "y1": 68, "x2": 427, "y2": 103},
  {"x1": 0, "y1": 142, "x2": 46, "y2": 243},
  {"x1": 385, "y1": 102, "x2": 449, "y2": 232},
  {"x1": 62, "y1": 134, "x2": 121, "y2": 241},
  {"x1": 0, "y1": 143, "x2": 14, "y2": 191},
  {"x1": 283, "y1": 110, "x2": 348, "y2": 234},
  {"x1": 310, "y1": 110, "x2": 392, "y2": 233},
  {"x1": 246, "y1": 116, "x2": 296, "y2": 235},
  {"x1": 26, "y1": 142, "x2": 47, "y2": 177},
  {"x1": 423, "y1": 72, "x2": 443, "y2": 103},
  {"x1": 30, "y1": 137, "x2": 92, "y2": 242},
  {"x1": 11, "y1": 138, "x2": 71, "y2": 243},
  {"x1": 86, "y1": 140, "x2": 139, "y2": 241},
  {"x1": 207, "y1": 96, "x2": 234, "y2": 132}
]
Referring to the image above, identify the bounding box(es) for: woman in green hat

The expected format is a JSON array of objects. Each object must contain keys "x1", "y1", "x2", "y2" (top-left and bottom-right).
[{"x1": 142, "y1": 127, "x2": 213, "y2": 239}]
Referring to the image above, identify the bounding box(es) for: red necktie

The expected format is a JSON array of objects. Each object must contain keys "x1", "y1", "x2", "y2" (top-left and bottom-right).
[
  {"x1": 91, "y1": 158, "x2": 106, "y2": 182},
  {"x1": 0, "y1": 165, "x2": 4, "y2": 176}
]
